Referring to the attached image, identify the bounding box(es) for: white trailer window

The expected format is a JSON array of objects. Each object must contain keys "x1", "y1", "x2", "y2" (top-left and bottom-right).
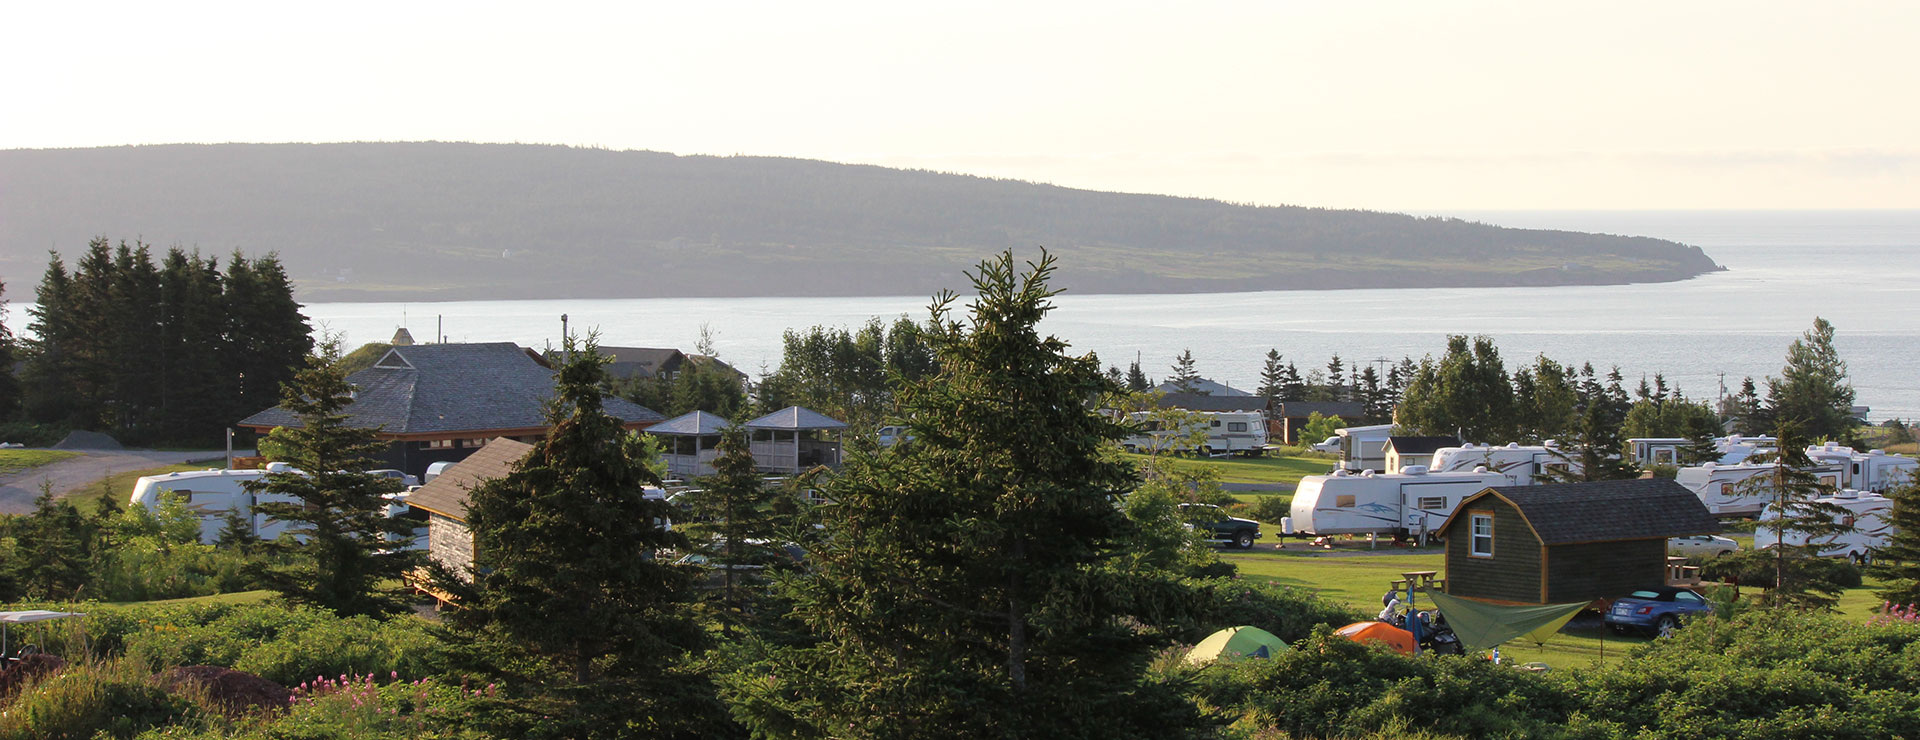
[
  {"x1": 1416, "y1": 496, "x2": 1447, "y2": 510},
  {"x1": 1470, "y1": 513, "x2": 1494, "y2": 557},
  {"x1": 1228, "y1": 422, "x2": 1248, "y2": 432}
]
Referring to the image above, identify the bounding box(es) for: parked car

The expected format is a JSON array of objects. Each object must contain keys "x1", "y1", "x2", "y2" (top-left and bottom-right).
[
  {"x1": 1668, "y1": 534, "x2": 1738, "y2": 557},
  {"x1": 1604, "y1": 586, "x2": 1714, "y2": 637},
  {"x1": 1179, "y1": 503, "x2": 1261, "y2": 549}
]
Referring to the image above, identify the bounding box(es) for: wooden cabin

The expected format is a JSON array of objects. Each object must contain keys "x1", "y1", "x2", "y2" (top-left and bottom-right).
[
  {"x1": 1434, "y1": 479, "x2": 1720, "y2": 605},
  {"x1": 404, "y1": 437, "x2": 535, "y2": 584}
]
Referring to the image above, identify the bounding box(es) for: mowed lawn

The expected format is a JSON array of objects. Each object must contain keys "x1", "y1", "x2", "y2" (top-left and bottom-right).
[
  {"x1": 0, "y1": 449, "x2": 79, "y2": 476},
  {"x1": 1223, "y1": 546, "x2": 1897, "y2": 668},
  {"x1": 1125, "y1": 451, "x2": 1335, "y2": 487}
]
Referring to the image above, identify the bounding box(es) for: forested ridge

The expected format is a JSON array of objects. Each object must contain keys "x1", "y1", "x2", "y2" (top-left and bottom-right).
[{"x1": 0, "y1": 143, "x2": 1722, "y2": 301}]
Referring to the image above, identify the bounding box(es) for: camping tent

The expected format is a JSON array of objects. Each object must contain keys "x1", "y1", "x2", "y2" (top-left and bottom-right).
[
  {"x1": 1334, "y1": 621, "x2": 1417, "y2": 655},
  {"x1": 1426, "y1": 593, "x2": 1585, "y2": 653},
  {"x1": 1185, "y1": 625, "x2": 1292, "y2": 665}
]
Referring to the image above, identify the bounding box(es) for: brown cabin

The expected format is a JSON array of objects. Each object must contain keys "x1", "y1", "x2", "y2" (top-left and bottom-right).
[{"x1": 1434, "y1": 479, "x2": 1720, "y2": 605}]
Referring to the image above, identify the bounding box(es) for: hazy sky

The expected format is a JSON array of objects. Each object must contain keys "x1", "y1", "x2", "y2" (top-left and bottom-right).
[{"x1": 5, "y1": 1, "x2": 1914, "y2": 210}]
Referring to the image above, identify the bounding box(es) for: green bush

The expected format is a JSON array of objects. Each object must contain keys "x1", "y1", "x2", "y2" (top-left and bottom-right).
[
  {"x1": 1244, "y1": 495, "x2": 1292, "y2": 524},
  {"x1": 60, "y1": 602, "x2": 449, "y2": 688},
  {"x1": 1187, "y1": 579, "x2": 1363, "y2": 644},
  {"x1": 0, "y1": 421, "x2": 68, "y2": 448},
  {"x1": 0, "y1": 658, "x2": 197, "y2": 740},
  {"x1": 1699, "y1": 549, "x2": 1863, "y2": 590}
]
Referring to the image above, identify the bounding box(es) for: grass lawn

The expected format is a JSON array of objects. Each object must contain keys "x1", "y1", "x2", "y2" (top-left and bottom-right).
[
  {"x1": 62, "y1": 462, "x2": 209, "y2": 515},
  {"x1": 101, "y1": 590, "x2": 276, "y2": 608},
  {"x1": 0, "y1": 449, "x2": 79, "y2": 476},
  {"x1": 1127, "y1": 452, "x2": 1334, "y2": 487}
]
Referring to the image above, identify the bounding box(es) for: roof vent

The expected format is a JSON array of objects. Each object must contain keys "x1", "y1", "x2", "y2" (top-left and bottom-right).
[
  {"x1": 1401, "y1": 465, "x2": 1428, "y2": 475},
  {"x1": 1506, "y1": 442, "x2": 1520, "y2": 449}
]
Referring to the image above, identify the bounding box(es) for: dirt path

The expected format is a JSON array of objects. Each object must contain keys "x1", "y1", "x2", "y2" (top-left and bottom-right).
[{"x1": 0, "y1": 449, "x2": 240, "y2": 515}]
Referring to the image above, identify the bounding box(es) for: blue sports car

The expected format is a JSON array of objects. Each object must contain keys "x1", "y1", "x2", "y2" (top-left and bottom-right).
[{"x1": 1604, "y1": 586, "x2": 1714, "y2": 638}]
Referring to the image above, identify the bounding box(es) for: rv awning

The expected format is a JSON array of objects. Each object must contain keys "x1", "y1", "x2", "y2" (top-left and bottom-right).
[{"x1": 1426, "y1": 593, "x2": 1585, "y2": 653}]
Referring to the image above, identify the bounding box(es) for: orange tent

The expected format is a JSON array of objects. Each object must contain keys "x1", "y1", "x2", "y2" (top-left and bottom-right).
[{"x1": 1334, "y1": 621, "x2": 1416, "y2": 655}]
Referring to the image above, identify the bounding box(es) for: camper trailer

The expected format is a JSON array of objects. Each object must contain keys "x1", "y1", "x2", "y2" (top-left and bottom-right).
[
  {"x1": 1753, "y1": 489, "x2": 1895, "y2": 560},
  {"x1": 1426, "y1": 443, "x2": 1577, "y2": 485},
  {"x1": 1331, "y1": 424, "x2": 1394, "y2": 473},
  {"x1": 1673, "y1": 462, "x2": 1844, "y2": 517},
  {"x1": 1802, "y1": 443, "x2": 1917, "y2": 493},
  {"x1": 1287, "y1": 468, "x2": 1506, "y2": 537},
  {"x1": 1121, "y1": 410, "x2": 1268, "y2": 457},
  {"x1": 130, "y1": 465, "x2": 421, "y2": 545},
  {"x1": 1627, "y1": 435, "x2": 1777, "y2": 467}
]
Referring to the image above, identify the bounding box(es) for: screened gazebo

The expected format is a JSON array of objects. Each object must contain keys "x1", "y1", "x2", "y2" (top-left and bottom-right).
[
  {"x1": 645, "y1": 411, "x2": 732, "y2": 478},
  {"x1": 746, "y1": 406, "x2": 846, "y2": 473}
]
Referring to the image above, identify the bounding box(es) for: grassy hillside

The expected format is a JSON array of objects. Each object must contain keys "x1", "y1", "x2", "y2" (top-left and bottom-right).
[{"x1": 0, "y1": 143, "x2": 1723, "y2": 301}]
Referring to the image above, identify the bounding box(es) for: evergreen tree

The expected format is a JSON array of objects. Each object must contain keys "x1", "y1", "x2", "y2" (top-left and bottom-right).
[
  {"x1": 681, "y1": 424, "x2": 786, "y2": 635},
  {"x1": 1870, "y1": 477, "x2": 1920, "y2": 607},
  {"x1": 224, "y1": 253, "x2": 314, "y2": 425},
  {"x1": 1257, "y1": 349, "x2": 1285, "y2": 401},
  {"x1": 1744, "y1": 421, "x2": 1852, "y2": 609},
  {"x1": 0, "y1": 277, "x2": 20, "y2": 419},
  {"x1": 156, "y1": 249, "x2": 229, "y2": 441},
  {"x1": 10, "y1": 490, "x2": 94, "y2": 599},
  {"x1": 1724, "y1": 376, "x2": 1769, "y2": 434},
  {"x1": 21, "y1": 253, "x2": 77, "y2": 425},
  {"x1": 1280, "y1": 361, "x2": 1306, "y2": 401},
  {"x1": 1679, "y1": 413, "x2": 1723, "y2": 466},
  {"x1": 1125, "y1": 358, "x2": 1150, "y2": 392},
  {"x1": 450, "y1": 338, "x2": 713, "y2": 736},
  {"x1": 1325, "y1": 354, "x2": 1347, "y2": 402},
  {"x1": 1765, "y1": 317, "x2": 1856, "y2": 442},
  {"x1": 1169, "y1": 348, "x2": 1201, "y2": 393},
  {"x1": 726, "y1": 252, "x2": 1194, "y2": 739},
  {"x1": 1543, "y1": 369, "x2": 1638, "y2": 483},
  {"x1": 1356, "y1": 365, "x2": 1387, "y2": 422},
  {"x1": 1394, "y1": 336, "x2": 1515, "y2": 443},
  {"x1": 246, "y1": 340, "x2": 414, "y2": 616}
]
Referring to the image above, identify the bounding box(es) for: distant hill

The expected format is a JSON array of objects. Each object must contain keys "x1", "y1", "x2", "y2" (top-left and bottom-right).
[{"x1": 0, "y1": 143, "x2": 1722, "y2": 301}]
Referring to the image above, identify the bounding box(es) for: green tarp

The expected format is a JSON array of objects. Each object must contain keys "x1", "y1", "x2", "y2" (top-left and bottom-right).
[{"x1": 1426, "y1": 593, "x2": 1586, "y2": 652}]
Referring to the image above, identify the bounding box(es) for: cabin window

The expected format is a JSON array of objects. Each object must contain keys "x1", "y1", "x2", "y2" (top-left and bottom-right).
[
  {"x1": 1469, "y1": 513, "x2": 1494, "y2": 557},
  {"x1": 426, "y1": 439, "x2": 454, "y2": 449},
  {"x1": 465, "y1": 438, "x2": 490, "y2": 448},
  {"x1": 1335, "y1": 495, "x2": 1356, "y2": 508},
  {"x1": 1228, "y1": 422, "x2": 1248, "y2": 433},
  {"x1": 1417, "y1": 496, "x2": 1447, "y2": 510}
]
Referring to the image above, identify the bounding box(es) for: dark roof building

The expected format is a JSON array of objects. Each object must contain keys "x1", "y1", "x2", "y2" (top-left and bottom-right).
[
  {"x1": 1153, "y1": 393, "x2": 1272, "y2": 414},
  {"x1": 238, "y1": 342, "x2": 663, "y2": 478},
  {"x1": 600, "y1": 347, "x2": 687, "y2": 380},
  {"x1": 1153, "y1": 378, "x2": 1253, "y2": 397},
  {"x1": 1435, "y1": 479, "x2": 1721, "y2": 605}
]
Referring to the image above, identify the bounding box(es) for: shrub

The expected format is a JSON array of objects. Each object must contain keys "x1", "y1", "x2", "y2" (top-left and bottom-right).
[
  {"x1": 1699, "y1": 549, "x2": 1862, "y2": 591},
  {"x1": 1187, "y1": 579, "x2": 1363, "y2": 644},
  {"x1": 1245, "y1": 495, "x2": 1292, "y2": 524},
  {"x1": 0, "y1": 658, "x2": 196, "y2": 740}
]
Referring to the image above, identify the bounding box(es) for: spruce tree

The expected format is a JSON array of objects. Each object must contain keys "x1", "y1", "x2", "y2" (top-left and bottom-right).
[
  {"x1": 1743, "y1": 421, "x2": 1852, "y2": 609},
  {"x1": 1543, "y1": 370, "x2": 1638, "y2": 483},
  {"x1": 1125, "y1": 358, "x2": 1150, "y2": 392},
  {"x1": 246, "y1": 340, "x2": 415, "y2": 616},
  {"x1": 726, "y1": 251, "x2": 1193, "y2": 739},
  {"x1": 1870, "y1": 478, "x2": 1920, "y2": 607},
  {"x1": 1766, "y1": 317, "x2": 1856, "y2": 442},
  {"x1": 1257, "y1": 349, "x2": 1285, "y2": 401},
  {"x1": 451, "y1": 338, "x2": 712, "y2": 736},
  {"x1": 681, "y1": 424, "x2": 784, "y2": 635},
  {"x1": 21, "y1": 253, "x2": 76, "y2": 425},
  {"x1": 1325, "y1": 354, "x2": 1347, "y2": 402},
  {"x1": 0, "y1": 277, "x2": 20, "y2": 419},
  {"x1": 1280, "y1": 362, "x2": 1306, "y2": 402},
  {"x1": 1169, "y1": 348, "x2": 1201, "y2": 393}
]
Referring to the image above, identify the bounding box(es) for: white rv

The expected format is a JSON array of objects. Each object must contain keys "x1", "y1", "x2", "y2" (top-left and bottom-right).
[
  {"x1": 130, "y1": 465, "x2": 420, "y2": 545},
  {"x1": 1287, "y1": 468, "x2": 1506, "y2": 537},
  {"x1": 1121, "y1": 411, "x2": 1268, "y2": 457},
  {"x1": 1628, "y1": 435, "x2": 1777, "y2": 467},
  {"x1": 1753, "y1": 489, "x2": 1895, "y2": 560},
  {"x1": 1426, "y1": 442, "x2": 1576, "y2": 486},
  {"x1": 1672, "y1": 462, "x2": 1844, "y2": 517},
  {"x1": 1802, "y1": 443, "x2": 1917, "y2": 493},
  {"x1": 1332, "y1": 424, "x2": 1394, "y2": 473}
]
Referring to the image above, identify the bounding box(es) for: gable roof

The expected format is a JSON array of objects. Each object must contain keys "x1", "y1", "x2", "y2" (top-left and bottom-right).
[
  {"x1": 646, "y1": 411, "x2": 732, "y2": 436},
  {"x1": 405, "y1": 437, "x2": 534, "y2": 521},
  {"x1": 1387, "y1": 436, "x2": 1460, "y2": 456},
  {"x1": 1154, "y1": 393, "x2": 1272, "y2": 413},
  {"x1": 600, "y1": 346, "x2": 686, "y2": 379},
  {"x1": 1437, "y1": 478, "x2": 1721, "y2": 545},
  {"x1": 745, "y1": 406, "x2": 847, "y2": 431},
  {"x1": 1276, "y1": 401, "x2": 1366, "y2": 419},
  {"x1": 238, "y1": 342, "x2": 665, "y2": 436},
  {"x1": 1153, "y1": 378, "x2": 1253, "y2": 397}
]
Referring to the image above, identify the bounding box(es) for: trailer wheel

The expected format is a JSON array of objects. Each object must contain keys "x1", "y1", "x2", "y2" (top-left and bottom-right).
[{"x1": 1233, "y1": 530, "x2": 1256, "y2": 549}]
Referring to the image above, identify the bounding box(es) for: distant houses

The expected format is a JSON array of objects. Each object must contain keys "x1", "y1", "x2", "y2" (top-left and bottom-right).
[
  {"x1": 648, "y1": 406, "x2": 848, "y2": 478},
  {"x1": 237, "y1": 342, "x2": 666, "y2": 478}
]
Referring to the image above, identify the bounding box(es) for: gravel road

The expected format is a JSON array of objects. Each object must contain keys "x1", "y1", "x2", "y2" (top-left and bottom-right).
[{"x1": 0, "y1": 449, "x2": 243, "y2": 515}]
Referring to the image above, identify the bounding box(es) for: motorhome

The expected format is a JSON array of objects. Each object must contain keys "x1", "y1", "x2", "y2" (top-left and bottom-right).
[
  {"x1": 1627, "y1": 435, "x2": 1777, "y2": 467},
  {"x1": 1287, "y1": 468, "x2": 1506, "y2": 538},
  {"x1": 1121, "y1": 410, "x2": 1268, "y2": 457},
  {"x1": 1426, "y1": 443, "x2": 1576, "y2": 485},
  {"x1": 130, "y1": 464, "x2": 421, "y2": 545},
  {"x1": 1672, "y1": 461, "x2": 1844, "y2": 517},
  {"x1": 1802, "y1": 443, "x2": 1917, "y2": 493},
  {"x1": 1753, "y1": 489, "x2": 1895, "y2": 560},
  {"x1": 1331, "y1": 424, "x2": 1394, "y2": 472}
]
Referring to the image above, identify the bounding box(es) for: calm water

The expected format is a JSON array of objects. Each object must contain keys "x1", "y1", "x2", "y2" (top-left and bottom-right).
[{"x1": 18, "y1": 211, "x2": 1920, "y2": 420}]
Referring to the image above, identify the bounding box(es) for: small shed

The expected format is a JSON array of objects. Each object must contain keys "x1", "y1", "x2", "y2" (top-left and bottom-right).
[
  {"x1": 1385, "y1": 435, "x2": 1460, "y2": 473},
  {"x1": 1434, "y1": 479, "x2": 1721, "y2": 605},
  {"x1": 646, "y1": 411, "x2": 733, "y2": 478},
  {"x1": 405, "y1": 437, "x2": 534, "y2": 582},
  {"x1": 746, "y1": 406, "x2": 846, "y2": 473}
]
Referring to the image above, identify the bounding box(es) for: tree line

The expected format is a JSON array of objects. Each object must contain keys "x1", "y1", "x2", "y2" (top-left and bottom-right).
[{"x1": 1, "y1": 238, "x2": 311, "y2": 446}]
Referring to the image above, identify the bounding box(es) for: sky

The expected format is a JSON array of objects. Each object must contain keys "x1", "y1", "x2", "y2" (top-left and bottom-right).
[{"x1": 4, "y1": 1, "x2": 1915, "y2": 211}]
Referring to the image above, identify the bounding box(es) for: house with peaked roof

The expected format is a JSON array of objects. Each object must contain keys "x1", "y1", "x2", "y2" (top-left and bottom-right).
[
  {"x1": 1385, "y1": 436, "x2": 1460, "y2": 473},
  {"x1": 1435, "y1": 479, "x2": 1721, "y2": 605},
  {"x1": 601, "y1": 347, "x2": 687, "y2": 380},
  {"x1": 646, "y1": 411, "x2": 733, "y2": 478},
  {"x1": 1153, "y1": 378, "x2": 1253, "y2": 397},
  {"x1": 238, "y1": 342, "x2": 664, "y2": 479},
  {"x1": 747, "y1": 406, "x2": 846, "y2": 473},
  {"x1": 405, "y1": 437, "x2": 534, "y2": 582}
]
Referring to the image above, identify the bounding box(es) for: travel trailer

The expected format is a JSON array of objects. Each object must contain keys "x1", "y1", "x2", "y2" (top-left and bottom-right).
[
  {"x1": 1426, "y1": 443, "x2": 1577, "y2": 485},
  {"x1": 1627, "y1": 435, "x2": 1777, "y2": 467},
  {"x1": 1672, "y1": 461, "x2": 1844, "y2": 517},
  {"x1": 1330, "y1": 424, "x2": 1394, "y2": 472},
  {"x1": 1802, "y1": 443, "x2": 1916, "y2": 493},
  {"x1": 1752, "y1": 489, "x2": 1895, "y2": 560},
  {"x1": 1287, "y1": 468, "x2": 1506, "y2": 538},
  {"x1": 1121, "y1": 410, "x2": 1268, "y2": 457},
  {"x1": 130, "y1": 465, "x2": 419, "y2": 545}
]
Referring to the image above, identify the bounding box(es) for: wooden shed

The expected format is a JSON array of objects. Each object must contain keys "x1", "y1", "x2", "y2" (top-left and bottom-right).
[{"x1": 1434, "y1": 479, "x2": 1720, "y2": 605}]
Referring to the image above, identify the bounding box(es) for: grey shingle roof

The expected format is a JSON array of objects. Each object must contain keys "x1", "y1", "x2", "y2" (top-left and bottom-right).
[
  {"x1": 745, "y1": 406, "x2": 847, "y2": 430},
  {"x1": 646, "y1": 411, "x2": 732, "y2": 436},
  {"x1": 1387, "y1": 436, "x2": 1460, "y2": 456},
  {"x1": 238, "y1": 342, "x2": 665, "y2": 435},
  {"x1": 405, "y1": 437, "x2": 534, "y2": 521},
  {"x1": 1153, "y1": 378, "x2": 1252, "y2": 397},
  {"x1": 1439, "y1": 478, "x2": 1722, "y2": 545},
  {"x1": 1276, "y1": 401, "x2": 1366, "y2": 419},
  {"x1": 599, "y1": 346, "x2": 685, "y2": 380},
  {"x1": 1154, "y1": 393, "x2": 1272, "y2": 413}
]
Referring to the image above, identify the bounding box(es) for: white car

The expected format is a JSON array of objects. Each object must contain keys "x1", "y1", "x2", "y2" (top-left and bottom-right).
[{"x1": 1668, "y1": 534, "x2": 1738, "y2": 557}]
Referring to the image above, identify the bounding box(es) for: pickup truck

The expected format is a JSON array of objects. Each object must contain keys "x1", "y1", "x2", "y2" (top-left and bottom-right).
[{"x1": 1179, "y1": 503, "x2": 1262, "y2": 549}]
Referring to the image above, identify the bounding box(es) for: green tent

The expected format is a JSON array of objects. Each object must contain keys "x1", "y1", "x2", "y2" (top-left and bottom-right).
[
  {"x1": 1426, "y1": 592, "x2": 1586, "y2": 653},
  {"x1": 1184, "y1": 625, "x2": 1292, "y2": 665}
]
